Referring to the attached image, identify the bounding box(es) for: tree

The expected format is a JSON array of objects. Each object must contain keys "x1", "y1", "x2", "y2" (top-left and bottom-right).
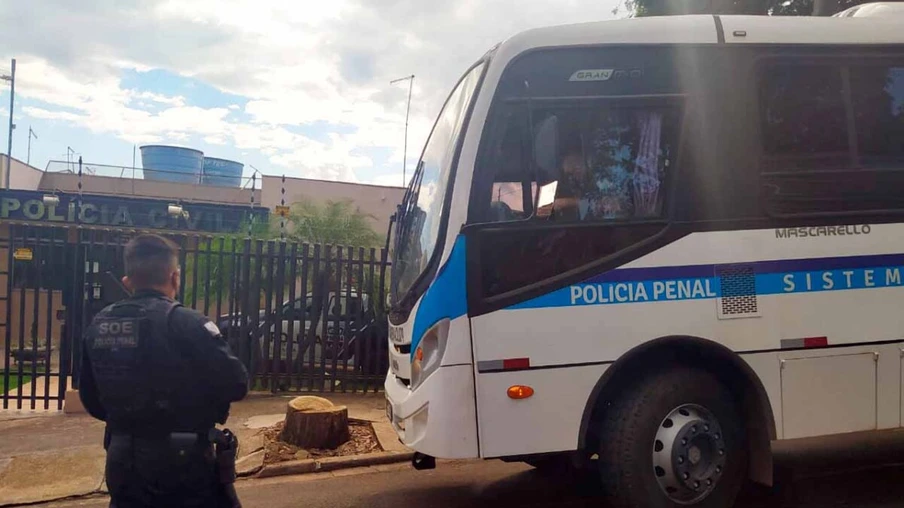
[
  {"x1": 286, "y1": 199, "x2": 381, "y2": 248},
  {"x1": 617, "y1": 0, "x2": 881, "y2": 17},
  {"x1": 181, "y1": 216, "x2": 273, "y2": 308}
]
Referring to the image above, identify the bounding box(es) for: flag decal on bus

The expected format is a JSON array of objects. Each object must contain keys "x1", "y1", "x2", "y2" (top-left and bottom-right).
[
  {"x1": 781, "y1": 337, "x2": 829, "y2": 349},
  {"x1": 477, "y1": 358, "x2": 531, "y2": 372}
]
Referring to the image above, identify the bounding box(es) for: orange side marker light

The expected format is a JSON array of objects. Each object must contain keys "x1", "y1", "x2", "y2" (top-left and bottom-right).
[{"x1": 507, "y1": 385, "x2": 534, "y2": 399}]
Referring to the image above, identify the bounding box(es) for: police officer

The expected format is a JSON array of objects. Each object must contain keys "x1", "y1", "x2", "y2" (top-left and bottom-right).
[{"x1": 79, "y1": 234, "x2": 249, "y2": 508}]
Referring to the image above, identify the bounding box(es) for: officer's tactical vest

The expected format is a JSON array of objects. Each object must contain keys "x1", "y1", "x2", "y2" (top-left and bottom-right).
[{"x1": 85, "y1": 297, "x2": 187, "y2": 434}]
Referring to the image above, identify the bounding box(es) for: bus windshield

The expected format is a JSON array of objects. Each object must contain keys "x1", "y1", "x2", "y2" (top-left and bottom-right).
[{"x1": 390, "y1": 62, "x2": 485, "y2": 308}]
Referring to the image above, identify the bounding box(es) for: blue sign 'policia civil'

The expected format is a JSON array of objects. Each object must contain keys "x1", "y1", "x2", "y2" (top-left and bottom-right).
[{"x1": 0, "y1": 190, "x2": 266, "y2": 233}]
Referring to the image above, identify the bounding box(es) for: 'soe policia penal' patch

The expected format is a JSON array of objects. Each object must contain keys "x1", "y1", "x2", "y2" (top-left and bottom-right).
[{"x1": 92, "y1": 318, "x2": 140, "y2": 349}]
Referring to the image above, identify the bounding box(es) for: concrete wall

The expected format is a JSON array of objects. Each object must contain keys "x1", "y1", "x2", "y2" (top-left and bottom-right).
[
  {"x1": 261, "y1": 175, "x2": 404, "y2": 235},
  {"x1": 2, "y1": 155, "x2": 44, "y2": 191},
  {"x1": 39, "y1": 172, "x2": 261, "y2": 206}
]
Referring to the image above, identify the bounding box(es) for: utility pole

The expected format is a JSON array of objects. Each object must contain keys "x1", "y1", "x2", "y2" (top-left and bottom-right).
[
  {"x1": 2, "y1": 58, "x2": 15, "y2": 190},
  {"x1": 27, "y1": 126, "x2": 36, "y2": 165},
  {"x1": 390, "y1": 74, "x2": 415, "y2": 187}
]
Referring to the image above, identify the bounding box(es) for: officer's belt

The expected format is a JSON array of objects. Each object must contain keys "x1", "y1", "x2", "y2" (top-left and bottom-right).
[{"x1": 109, "y1": 430, "x2": 213, "y2": 447}]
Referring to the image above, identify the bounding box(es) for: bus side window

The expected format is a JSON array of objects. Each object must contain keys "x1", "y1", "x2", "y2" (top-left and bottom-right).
[
  {"x1": 759, "y1": 61, "x2": 904, "y2": 214},
  {"x1": 479, "y1": 103, "x2": 677, "y2": 224}
]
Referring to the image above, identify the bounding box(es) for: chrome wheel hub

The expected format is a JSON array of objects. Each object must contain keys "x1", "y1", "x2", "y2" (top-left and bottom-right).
[{"x1": 652, "y1": 404, "x2": 727, "y2": 504}]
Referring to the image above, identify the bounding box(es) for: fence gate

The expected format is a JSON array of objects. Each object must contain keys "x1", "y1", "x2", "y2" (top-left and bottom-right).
[
  {"x1": 175, "y1": 236, "x2": 392, "y2": 394},
  {"x1": 2, "y1": 225, "x2": 392, "y2": 409},
  {"x1": 1, "y1": 225, "x2": 72, "y2": 410}
]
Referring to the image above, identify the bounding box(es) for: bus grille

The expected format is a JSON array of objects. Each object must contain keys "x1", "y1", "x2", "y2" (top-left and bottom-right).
[{"x1": 717, "y1": 265, "x2": 758, "y2": 317}]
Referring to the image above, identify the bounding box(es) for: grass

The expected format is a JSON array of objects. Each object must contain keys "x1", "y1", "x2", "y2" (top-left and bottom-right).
[{"x1": 1, "y1": 372, "x2": 33, "y2": 393}]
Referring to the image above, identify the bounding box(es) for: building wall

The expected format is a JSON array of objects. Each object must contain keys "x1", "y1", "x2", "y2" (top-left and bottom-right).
[
  {"x1": 261, "y1": 175, "x2": 404, "y2": 236},
  {"x1": 2, "y1": 155, "x2": 44, "y2": 191},
  {"x1": 40, "y1": 172, "x2": 261, "y2": 206}
]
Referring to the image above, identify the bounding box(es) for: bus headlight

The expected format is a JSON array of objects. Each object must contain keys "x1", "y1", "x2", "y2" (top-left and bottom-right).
[{"x1": 410, "y1": 319, "x2": 450, "y2": 390}]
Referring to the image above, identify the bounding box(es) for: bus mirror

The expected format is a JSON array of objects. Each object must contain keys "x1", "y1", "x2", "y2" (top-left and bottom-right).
[{"x1": 534, "y1": 115, "x2": 559, "y2": 174}]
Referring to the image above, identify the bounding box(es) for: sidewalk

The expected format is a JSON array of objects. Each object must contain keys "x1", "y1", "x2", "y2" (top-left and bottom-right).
[{"x1": 0, "y1": 392, "x2": 403, "y2": 506}]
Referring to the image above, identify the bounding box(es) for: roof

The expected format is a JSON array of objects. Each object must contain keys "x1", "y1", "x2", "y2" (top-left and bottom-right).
[
  {"x1": 718, "y1": 14, "x2": 904, "y2": 44},
  {"x1": 266, "y1": 174, "x2": 406, "y2": 191},
  {"x1": 493, "y1": 14, "x2": 904, "y2": 63}
]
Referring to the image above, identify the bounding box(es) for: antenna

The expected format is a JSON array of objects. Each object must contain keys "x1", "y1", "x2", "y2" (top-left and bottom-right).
[
  {"x1": 26, "y1": 126, "x2": 37, "y2": 166},
  {"x1": 390, "y1": 74, "x2": 415, "y2": 187},
  {"x1": 67, "y1": 146, "x2": 77, "y2": 173}
]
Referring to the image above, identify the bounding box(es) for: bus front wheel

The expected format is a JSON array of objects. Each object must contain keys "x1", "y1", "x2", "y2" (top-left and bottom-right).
[{"x1": 597, "y1": 367, "x2": 748, "y2": 508}]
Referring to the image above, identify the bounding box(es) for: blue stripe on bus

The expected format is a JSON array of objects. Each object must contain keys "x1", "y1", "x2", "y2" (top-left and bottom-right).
[
  {"x1": 584, "y1": 252, "x2": 904, "y2": 284},
  {"x1": 509, "y1": 254, "x2": 904, "y2": 310},
  {"x1": 410, "y1": 235, "x2": 468, "y2": 357}
]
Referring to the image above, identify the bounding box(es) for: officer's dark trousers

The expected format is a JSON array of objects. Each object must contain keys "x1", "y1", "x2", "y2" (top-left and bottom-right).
[{"x1": 105, "y1": 434, "x2": 226, "y2": 508}]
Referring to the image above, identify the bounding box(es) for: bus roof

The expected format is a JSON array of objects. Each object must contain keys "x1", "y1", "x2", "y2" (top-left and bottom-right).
[{"x1": 493, "y1": 14, "x2": 904, "y2": 65}]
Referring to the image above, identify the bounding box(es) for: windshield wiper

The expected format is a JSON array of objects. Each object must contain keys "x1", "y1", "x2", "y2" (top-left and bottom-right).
[{"x1": 394, "y1": 160, "x2": 425, "y2": 257}]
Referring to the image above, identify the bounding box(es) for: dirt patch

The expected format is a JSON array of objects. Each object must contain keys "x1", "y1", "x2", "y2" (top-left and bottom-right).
[{"x1": 261, "y1": 419, "x2": 382, "y2": 465}]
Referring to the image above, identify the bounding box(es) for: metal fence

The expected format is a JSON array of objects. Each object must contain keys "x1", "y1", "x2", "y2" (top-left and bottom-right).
[
  {"x1": 1, "y1": 226, "x2": 71, "y2": 410},
  {"x1": 1, "y1": 224, "x2": 391, "y2": 410}
]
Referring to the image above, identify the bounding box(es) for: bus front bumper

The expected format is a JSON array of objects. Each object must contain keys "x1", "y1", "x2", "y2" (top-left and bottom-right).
[{"x1": 384, "y1": 364, "x2": 479, "y2": 459}]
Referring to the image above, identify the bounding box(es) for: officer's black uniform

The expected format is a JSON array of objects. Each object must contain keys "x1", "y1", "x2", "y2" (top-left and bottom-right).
[{"x1": 79, "y1": 289, "x2": 249, "y2": 508}]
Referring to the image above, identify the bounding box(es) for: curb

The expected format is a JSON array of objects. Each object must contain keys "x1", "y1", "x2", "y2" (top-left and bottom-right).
[{"x1": 254, "y1": 451, "x2": 414, "y2": 479}]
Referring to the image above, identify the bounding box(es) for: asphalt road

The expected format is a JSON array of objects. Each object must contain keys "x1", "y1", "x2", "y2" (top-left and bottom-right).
[{"x1": 38, "y1": 455, "x2": 904, "y2": 508}]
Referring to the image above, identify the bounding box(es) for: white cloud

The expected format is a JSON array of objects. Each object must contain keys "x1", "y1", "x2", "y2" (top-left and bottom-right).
[
  {"x1": 0, "y1": 0, "x2": 619, "y2": 182},
  {"x1": 21, "y1": 106, "x2": 81, "y2": 122},
  {"x1": 129, "y1": 90, "x2": 186, "y2": 107}
]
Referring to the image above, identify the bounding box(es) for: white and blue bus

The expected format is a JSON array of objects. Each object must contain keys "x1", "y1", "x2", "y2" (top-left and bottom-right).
[{"x1": 385, "y1": 11, "x2": 904, "y2": 508}]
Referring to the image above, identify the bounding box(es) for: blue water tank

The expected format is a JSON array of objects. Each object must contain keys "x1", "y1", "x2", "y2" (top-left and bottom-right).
[
  {"x1": 202, "y1": 157, "x2": 244, "y2": 187},
  {"x1": 139, "y1": 145, "x2": 204, "y2": 184}
]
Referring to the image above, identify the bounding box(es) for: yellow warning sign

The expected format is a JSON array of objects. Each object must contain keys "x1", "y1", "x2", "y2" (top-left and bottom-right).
[
  {"x1": 275, "y1": 205, "x2": 291, "y2": 218},
  {"x1": 13, "y1": 248, "x2": 33, "y2": 261}
]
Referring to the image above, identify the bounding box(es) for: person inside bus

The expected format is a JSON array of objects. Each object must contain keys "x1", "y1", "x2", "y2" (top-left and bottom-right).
[
  {"x1": 546, "y1": 135, "x2": 595, "y2": 221},
  {"x1": 545, "y1": 125, "x2": 642, "y2": 222}
]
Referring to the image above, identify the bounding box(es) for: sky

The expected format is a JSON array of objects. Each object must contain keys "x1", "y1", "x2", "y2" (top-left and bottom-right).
[{"x1": 0, "y1": 0, "x2": 621, "y2": 187}]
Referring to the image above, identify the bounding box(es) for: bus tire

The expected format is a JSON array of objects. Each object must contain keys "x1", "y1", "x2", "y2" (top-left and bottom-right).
[{"x1": 597, "y1": 367, "x2": 747, "y2": 508}]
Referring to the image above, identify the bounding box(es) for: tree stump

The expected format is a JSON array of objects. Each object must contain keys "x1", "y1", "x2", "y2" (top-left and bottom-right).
[{"x1": 279, "y1": 396, "x2": 350, "y2": 449}]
